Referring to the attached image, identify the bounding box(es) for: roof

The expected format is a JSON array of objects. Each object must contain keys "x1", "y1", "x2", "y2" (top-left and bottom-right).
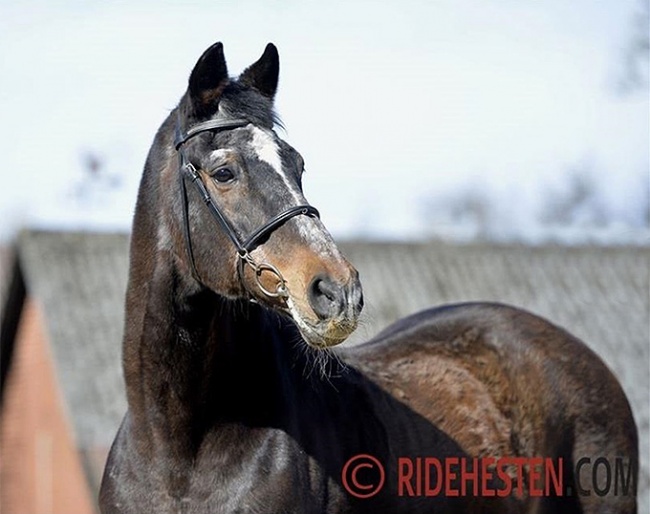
[
  {"x1": 17, "y1": 231, "x2": 129, "y2": 450},
  {"x1": 8, "y1": 230, "x2": 650, "y2": 509},
  {"x1": 345, "y1": 241, "x2": 649, "y2": 384}
]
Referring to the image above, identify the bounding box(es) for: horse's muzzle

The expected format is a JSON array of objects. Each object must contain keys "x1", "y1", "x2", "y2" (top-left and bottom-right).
[
  {"x1": 308, "y1": 272, "x2": 364, "y2": 321},
  {"x1": 292, "y1": 270, "x2": 363, "y2": 348}
]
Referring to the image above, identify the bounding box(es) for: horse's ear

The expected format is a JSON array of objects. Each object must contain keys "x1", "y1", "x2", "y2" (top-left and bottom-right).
[
  {"x1": 188, "y1": 42, "x2": 229, "y2": 114},
  {"x1": 239, "y1": 43, "x2": 279, "y2": 99}
]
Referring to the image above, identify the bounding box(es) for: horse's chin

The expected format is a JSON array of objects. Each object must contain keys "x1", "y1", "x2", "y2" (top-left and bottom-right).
[{"x1": 298, "y1": 325, "x2": 350, "y2": 349}]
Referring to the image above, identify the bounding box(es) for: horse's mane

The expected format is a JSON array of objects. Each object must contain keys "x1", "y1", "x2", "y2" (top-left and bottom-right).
[{"x1": 179, "y1": 81, "x2": 283, "y2": 130}]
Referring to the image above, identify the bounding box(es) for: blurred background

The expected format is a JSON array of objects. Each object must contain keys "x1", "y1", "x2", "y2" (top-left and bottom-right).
[
  {"x1": 0, "y1": 1, "x2": 648, "y2": 513},
  {"x1": 0, "y1": 0, "x2": 648, "y2": 243}
]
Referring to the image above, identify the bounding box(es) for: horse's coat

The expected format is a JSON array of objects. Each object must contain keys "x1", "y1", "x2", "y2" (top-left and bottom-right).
[{"x1": 100, "y1": 42, "x2": 638, "y2": 514}]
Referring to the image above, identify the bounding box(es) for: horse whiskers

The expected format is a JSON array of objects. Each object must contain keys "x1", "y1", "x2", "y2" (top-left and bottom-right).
[{"x1": 291, "y1": 338, "x2": 334, "y2": 382}]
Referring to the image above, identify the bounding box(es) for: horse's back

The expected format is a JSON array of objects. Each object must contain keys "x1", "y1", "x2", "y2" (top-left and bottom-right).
[{"x1": 342, "y1": 302, "x2": 638, "y2": 513}]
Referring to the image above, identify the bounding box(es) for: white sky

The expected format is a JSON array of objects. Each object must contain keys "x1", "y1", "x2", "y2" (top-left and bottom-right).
[{"x1": 0, "y1": 0, "x2": 648, "y2": 242}]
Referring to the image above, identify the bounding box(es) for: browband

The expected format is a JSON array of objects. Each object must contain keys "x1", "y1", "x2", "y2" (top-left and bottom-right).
[{"x1": 174, "y1": 118, "x2": 250, "y2": 149}]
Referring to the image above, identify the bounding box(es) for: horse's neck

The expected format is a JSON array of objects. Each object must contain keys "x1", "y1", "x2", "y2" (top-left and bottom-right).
[{"x1": 121, "y1": 210, "x2": 298, "y2": 460}]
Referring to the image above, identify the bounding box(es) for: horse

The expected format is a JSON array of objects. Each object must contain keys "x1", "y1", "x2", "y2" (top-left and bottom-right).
[{"x1": 99, "y1": 42, "x2": 638, "y2": 513}]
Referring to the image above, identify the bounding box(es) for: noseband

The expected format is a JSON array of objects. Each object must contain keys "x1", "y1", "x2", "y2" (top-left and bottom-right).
[{"x1": 174, "y1": 116, "x2": 320, "y2": 299}]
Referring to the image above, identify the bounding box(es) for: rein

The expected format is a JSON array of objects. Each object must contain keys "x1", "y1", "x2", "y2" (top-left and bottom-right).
[{"x1": 174, "y1": 115, "x2": 320, "y2": 299}]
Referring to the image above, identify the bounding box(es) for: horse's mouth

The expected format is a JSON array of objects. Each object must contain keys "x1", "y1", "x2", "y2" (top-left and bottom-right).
[{"x1": 286, "y1": 297, "x2": 359, "y2": 349}]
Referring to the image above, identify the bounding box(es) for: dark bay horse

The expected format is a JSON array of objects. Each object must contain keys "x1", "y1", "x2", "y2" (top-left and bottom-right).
[{"x1": 100, "y1": 42, "x2": 638, "y2": 513}]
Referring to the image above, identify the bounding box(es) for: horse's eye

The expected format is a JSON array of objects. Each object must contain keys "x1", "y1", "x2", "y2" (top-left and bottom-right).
[{"x1": 212, "y1": 167, "x2": 235, "y2": 183}]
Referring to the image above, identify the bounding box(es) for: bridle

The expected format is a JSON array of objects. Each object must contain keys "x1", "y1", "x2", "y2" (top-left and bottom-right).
[
  {"x1": 174, "y1": 116, "x2": 320, "y2": 299},
  {"x1": 174, "y1": 115, "x2": 320, "y2": 299}
]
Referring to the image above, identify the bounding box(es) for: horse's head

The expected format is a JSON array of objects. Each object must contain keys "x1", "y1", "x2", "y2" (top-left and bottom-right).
[{"x1": 168, "y1": 42, "x2": 363, "y2": 348}]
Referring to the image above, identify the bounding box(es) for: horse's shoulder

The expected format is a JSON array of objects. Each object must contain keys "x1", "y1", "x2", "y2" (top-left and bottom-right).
[
  {"x1": 339, "y1": 303, "x2": 580, "y2": 450},
  {"x1": 337, "y1": 301, "x2": 632, "y2": 462}
]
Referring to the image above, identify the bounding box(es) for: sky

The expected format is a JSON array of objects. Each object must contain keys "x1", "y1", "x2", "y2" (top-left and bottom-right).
[{"x1": 0, "y1": 0, "x2": 648, "y2": 243}]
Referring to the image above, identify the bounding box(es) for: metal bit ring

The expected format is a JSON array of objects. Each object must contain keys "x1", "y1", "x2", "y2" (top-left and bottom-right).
[{"x1": 239, "y1": 251, "x2": 289, "y2": 299}]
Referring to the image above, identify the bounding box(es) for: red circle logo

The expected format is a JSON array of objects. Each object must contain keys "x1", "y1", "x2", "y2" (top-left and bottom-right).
[{"x1": 341, "y1": 454, "x2": 386, "y2": 499}]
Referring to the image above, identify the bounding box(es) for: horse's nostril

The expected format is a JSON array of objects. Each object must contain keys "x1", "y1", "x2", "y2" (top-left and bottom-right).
[
  {"x1": 356, "y1": 289, "x2": 364, "y2": 315},
  {"x1": 308, "y1": 275, "x2": 344, "y2": 320}
]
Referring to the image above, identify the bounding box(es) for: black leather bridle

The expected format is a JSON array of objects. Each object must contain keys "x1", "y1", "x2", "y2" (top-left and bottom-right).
[{"x1": 174, "y1": 116, "x2": 320, "y2": 298}]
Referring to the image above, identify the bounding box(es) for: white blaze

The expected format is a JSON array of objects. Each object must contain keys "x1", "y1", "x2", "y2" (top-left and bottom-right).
[
  {"x1": 250, "y1": 127, "x2": 283, "y2": 173},
  {"x1": 247, "y1": 126, "x2": 334, "y2": 254},
  {"x1": 249, "y1": 126, "x2": 302, "y2": 204}
]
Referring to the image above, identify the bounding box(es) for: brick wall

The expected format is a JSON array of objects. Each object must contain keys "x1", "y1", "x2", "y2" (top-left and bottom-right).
[{"x1": 0, "y1": 300, "x2": 96, "y2": 514}]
